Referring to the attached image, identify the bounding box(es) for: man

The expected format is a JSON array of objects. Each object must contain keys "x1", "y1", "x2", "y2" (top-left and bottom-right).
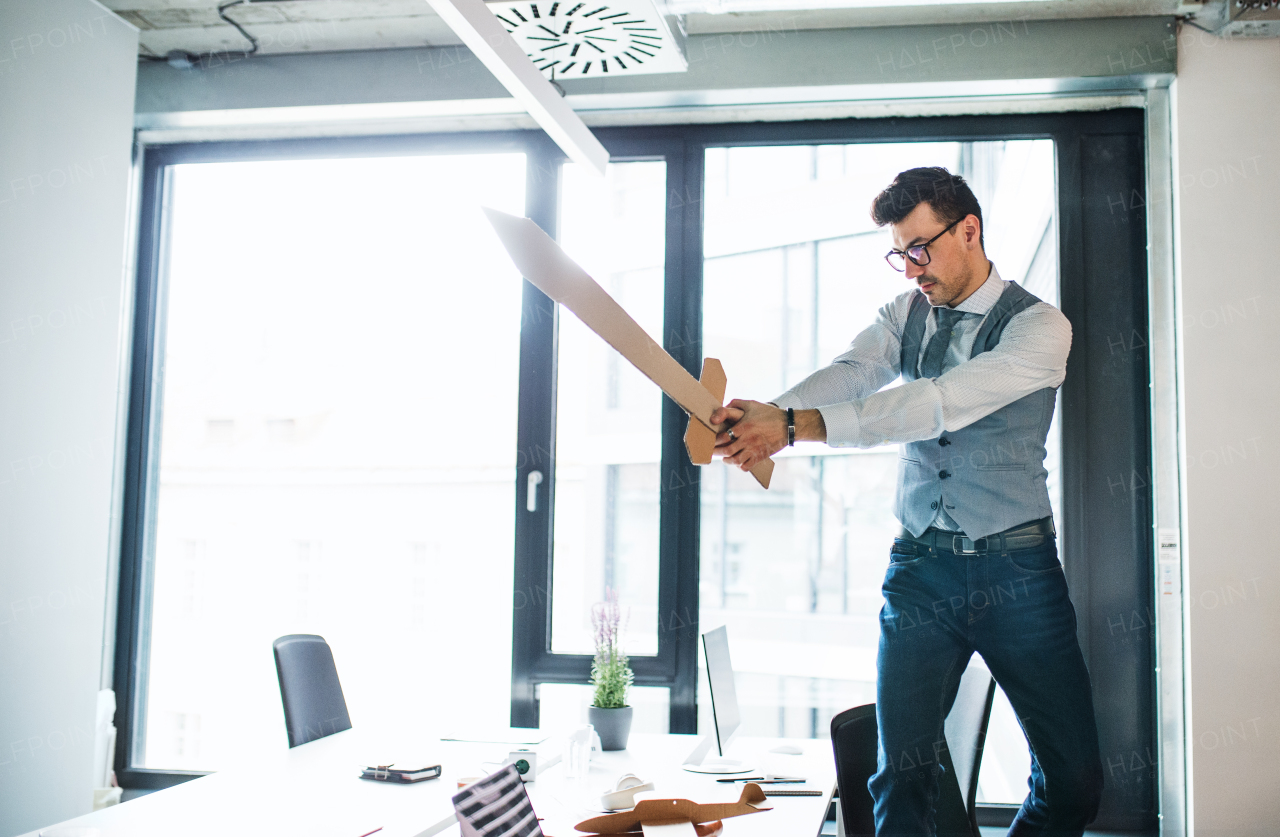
[{"x1": 711, "y1": 167, "x2": 1103, "y2": 836}]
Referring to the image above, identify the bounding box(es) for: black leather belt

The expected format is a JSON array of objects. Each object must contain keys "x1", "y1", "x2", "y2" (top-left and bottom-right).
[{"x1": 897, "y1": 516, "x2": 1056, "y2": 555}]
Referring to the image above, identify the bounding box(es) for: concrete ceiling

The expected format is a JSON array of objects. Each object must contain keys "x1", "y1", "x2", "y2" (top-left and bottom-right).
[{"x1": 103, "y1": 0, "x2": 1196, "y2": 59}]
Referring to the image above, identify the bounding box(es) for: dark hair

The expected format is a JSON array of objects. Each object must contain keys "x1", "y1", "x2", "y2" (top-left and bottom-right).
[{"x1": 870, "y1": 167, "x2": 984, "y2": 249}]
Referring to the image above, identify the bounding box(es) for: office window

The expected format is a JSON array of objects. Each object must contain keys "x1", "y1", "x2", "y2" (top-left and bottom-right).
[
  {"x1": 135, "y1": 152, "x2": 527, "y2": 771},
  {"x1": 699, "y1": 140, "x2": 1058, "y2": 804},
  {"x1": 550, "y1": 160, "x2": 667, "y2": 659}
]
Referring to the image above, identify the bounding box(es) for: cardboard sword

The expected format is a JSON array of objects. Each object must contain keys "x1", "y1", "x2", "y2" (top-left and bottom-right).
[{"x1": 483, "y1": 208, "x2": 774, "y2": 489}]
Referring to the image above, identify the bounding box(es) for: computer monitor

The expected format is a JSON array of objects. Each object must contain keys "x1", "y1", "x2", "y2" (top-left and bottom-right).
[{"x1": 682, "y1": 626, "x2": 753, "y2": 774}]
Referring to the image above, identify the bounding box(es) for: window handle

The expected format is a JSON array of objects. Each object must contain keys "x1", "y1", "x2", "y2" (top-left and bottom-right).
[{"x1": 526, "y1": 470, "x2": 544, "y2": 512}]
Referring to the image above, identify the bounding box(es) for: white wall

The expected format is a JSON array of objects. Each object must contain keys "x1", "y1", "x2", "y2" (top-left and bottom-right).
[
  {"x1": 0, "y1": 2, "x2": 137, "y2": 834},
  {"x1": 1173, "y1": 29, "x2": 1280, "y2": 837}
]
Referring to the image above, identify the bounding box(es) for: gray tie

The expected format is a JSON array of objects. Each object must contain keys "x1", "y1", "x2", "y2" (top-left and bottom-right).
[{"x1": 919, "y1": 308, "x2": 963, "y2": 379}]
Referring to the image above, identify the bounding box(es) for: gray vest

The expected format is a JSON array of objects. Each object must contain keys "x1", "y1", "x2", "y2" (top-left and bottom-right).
[{"x1": 896, "y1": 282, "x2": 1057, "y2": 539}]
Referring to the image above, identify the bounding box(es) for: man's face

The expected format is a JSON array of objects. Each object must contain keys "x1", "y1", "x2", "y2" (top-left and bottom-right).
[{"x1": 890, "y1": 202, "x2": 980, "y2": 308}]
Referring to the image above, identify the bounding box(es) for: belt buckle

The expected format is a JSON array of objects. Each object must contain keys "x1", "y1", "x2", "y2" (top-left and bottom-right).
[{"x1": 952, "y1": 535, "x2": 988, "y2": 554}]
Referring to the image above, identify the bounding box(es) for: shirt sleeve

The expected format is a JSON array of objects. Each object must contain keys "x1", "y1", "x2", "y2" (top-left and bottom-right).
[
  {"x1": 770, "y1": 293, "x2": 908, "y2": 425},
  {"x1": 815, "y1": 301, "x2": 1072, "y2": 448}
]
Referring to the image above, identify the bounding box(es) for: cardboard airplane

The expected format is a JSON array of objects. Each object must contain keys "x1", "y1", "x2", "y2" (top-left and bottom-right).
[
  {"x1": 573, "y1": 782, "x2": 772, "y2": 836},
  {"x1": 483, "y1": 208, "x2": 775, "y2": 489}
]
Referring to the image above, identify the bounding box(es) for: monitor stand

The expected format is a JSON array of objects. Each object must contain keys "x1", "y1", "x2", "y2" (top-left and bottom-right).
[{"x1": 680, "y1": 735, "x2": 754, "y2": 775}]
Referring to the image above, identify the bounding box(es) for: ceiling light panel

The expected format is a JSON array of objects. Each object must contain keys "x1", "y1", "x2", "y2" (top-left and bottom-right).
[{"x1": 486, "y1": 0, "x2": 687, "y2": 77}]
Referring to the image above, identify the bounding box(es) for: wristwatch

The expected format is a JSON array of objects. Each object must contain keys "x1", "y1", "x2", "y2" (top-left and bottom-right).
[{"x1": 786, "y1": 408, "x2": 796, "y2": 447}]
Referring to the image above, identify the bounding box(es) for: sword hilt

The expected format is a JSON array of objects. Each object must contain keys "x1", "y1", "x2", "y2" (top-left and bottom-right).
[{"x1": 683, "y1": 358, "x2": 774, "y2": 489}]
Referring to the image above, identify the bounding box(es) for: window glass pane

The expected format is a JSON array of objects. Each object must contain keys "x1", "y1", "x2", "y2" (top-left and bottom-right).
[
  {"x1": 141, "y1": 153, "x2": 527, "y2": 771},
  {"x1": 699, "y1": 141, "x2": 1057, "y2": 805},
  {"x1": 550, "y1": 160, "x2": 667, "y2": 657}
]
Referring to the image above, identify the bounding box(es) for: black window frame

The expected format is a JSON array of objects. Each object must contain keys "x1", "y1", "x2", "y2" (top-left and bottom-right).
[
  {"x1": 115, "y1": 112, "x2": 1155, "y2": 832},
  {"x1": 509, "y1": 135, "x2": 703, "y2": 733}
]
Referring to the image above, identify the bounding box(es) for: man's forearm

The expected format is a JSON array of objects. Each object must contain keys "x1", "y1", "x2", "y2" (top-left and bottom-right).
[{"x1": 795, "y1": 408, "x2": 827, "y2": 443}]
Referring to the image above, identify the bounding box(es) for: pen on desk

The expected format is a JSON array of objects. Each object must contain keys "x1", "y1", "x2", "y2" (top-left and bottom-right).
[{"x1": 357, "y1": 828, "x2": 383, "y2": 837}]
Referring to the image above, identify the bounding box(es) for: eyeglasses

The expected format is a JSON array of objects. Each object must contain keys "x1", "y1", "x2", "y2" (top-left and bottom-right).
[{"x1": 884, "y1": 217, "x2": 962, "y2": 272}]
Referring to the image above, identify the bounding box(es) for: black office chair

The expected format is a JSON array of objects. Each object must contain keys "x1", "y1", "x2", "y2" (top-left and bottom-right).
[
  {"x1": 830, "y1": 658, "x2": 997, "y2": 837},
  {"x1": 829, "y1": 704, "x2": 879, "y2": 836},
  {"x1": 273, "y1": 634, "x2": 353, "y2": 748}
]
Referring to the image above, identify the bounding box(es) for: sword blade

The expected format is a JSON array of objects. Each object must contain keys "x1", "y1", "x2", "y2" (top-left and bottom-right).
[
  {"x1": 483, "y1": 208, "x2": 774, "y2": 489},
  {"x1": 484, "y1": 207, "x2": 722, "y2": 432}
]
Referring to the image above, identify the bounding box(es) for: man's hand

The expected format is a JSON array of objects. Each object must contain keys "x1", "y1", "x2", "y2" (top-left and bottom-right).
[{"x1": 711, "y1": 399, "x2": 788, "y2": 472}]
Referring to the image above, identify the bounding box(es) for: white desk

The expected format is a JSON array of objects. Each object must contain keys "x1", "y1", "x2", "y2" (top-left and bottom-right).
[{"x1": 26, "y1": 732, "x2": 835, "y2": 837}]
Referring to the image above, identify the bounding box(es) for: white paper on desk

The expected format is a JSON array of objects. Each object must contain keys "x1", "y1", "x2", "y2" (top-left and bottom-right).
[
  {"x1": 641, "y1": 823, "x2": 699, "y2": 837},
  {"x1": 442, "y1": 729, "x2": 549, "y2": 746}
]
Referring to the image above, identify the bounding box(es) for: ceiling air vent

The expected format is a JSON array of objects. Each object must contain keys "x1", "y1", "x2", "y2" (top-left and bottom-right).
[
  {"x1": 1223, "y1": 0, "x2": 1280, "y2": 36},
  {"x1": 486, "y1": 0, "x2": 687, "y2": 78},
  {"x1": 1195, "y1": 0, "x2": 1280, "y2": 37}
]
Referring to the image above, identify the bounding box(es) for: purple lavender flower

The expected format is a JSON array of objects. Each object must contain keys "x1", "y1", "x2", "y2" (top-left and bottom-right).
[{"x1": 590, "y1": 587, "x2": 633, "y2": 708}]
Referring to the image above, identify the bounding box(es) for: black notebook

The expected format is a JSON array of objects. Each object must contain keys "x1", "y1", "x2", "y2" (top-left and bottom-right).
[{"x1": 360, "y1": 763, "x2": 442, "y2": 784}]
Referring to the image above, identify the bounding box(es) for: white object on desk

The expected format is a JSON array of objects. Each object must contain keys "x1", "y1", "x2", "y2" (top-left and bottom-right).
[
  {"x1": 601, "y1": 774, "x2": 655, "y2": 811},
  {"x1": 504, "y1": 750, "x2": 537, "y2": 782},
  {"x1": 681, "y1": 628, "x2": 753, "y2": 775},
  {"x1": 640, "y1": 823, "x2": 699, "y2": 837},
  {"x1": 681, "y1": 754, "x2": 752, "y2": 775},
  {"x1": 441, "y1": 729, "x2": 550, "y2": 746},
  {"x1": 564, "y1": 725, "x2": 595, "y2": 780},
  {"x1": 680, "y1": 736, "x2": 752, "y2": 775}
]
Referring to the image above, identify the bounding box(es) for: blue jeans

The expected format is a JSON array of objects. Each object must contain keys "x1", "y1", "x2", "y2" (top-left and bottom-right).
[{"x1": 869, "y1": 534, "x2": 1103, "y2": 837}]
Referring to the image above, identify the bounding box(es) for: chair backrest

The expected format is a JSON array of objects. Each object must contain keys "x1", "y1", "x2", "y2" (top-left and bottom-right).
[
  {"x1": 942, "y1": 660, "x2": 998, "y2": 836},
  {"x1": 829, "y1": 704, "x2": 879, "y2": 836},
  {"x1": 829, "y1": 658, "x2": 997, "y2": 837},
  {"x1": 273, "y1": 634, "x2": 352, "y2": 748}
]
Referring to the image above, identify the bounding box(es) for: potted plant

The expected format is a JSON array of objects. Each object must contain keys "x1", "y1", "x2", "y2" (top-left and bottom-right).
[{"x1": 587, "y1": 589, "x2": 634, "y2": 751}]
